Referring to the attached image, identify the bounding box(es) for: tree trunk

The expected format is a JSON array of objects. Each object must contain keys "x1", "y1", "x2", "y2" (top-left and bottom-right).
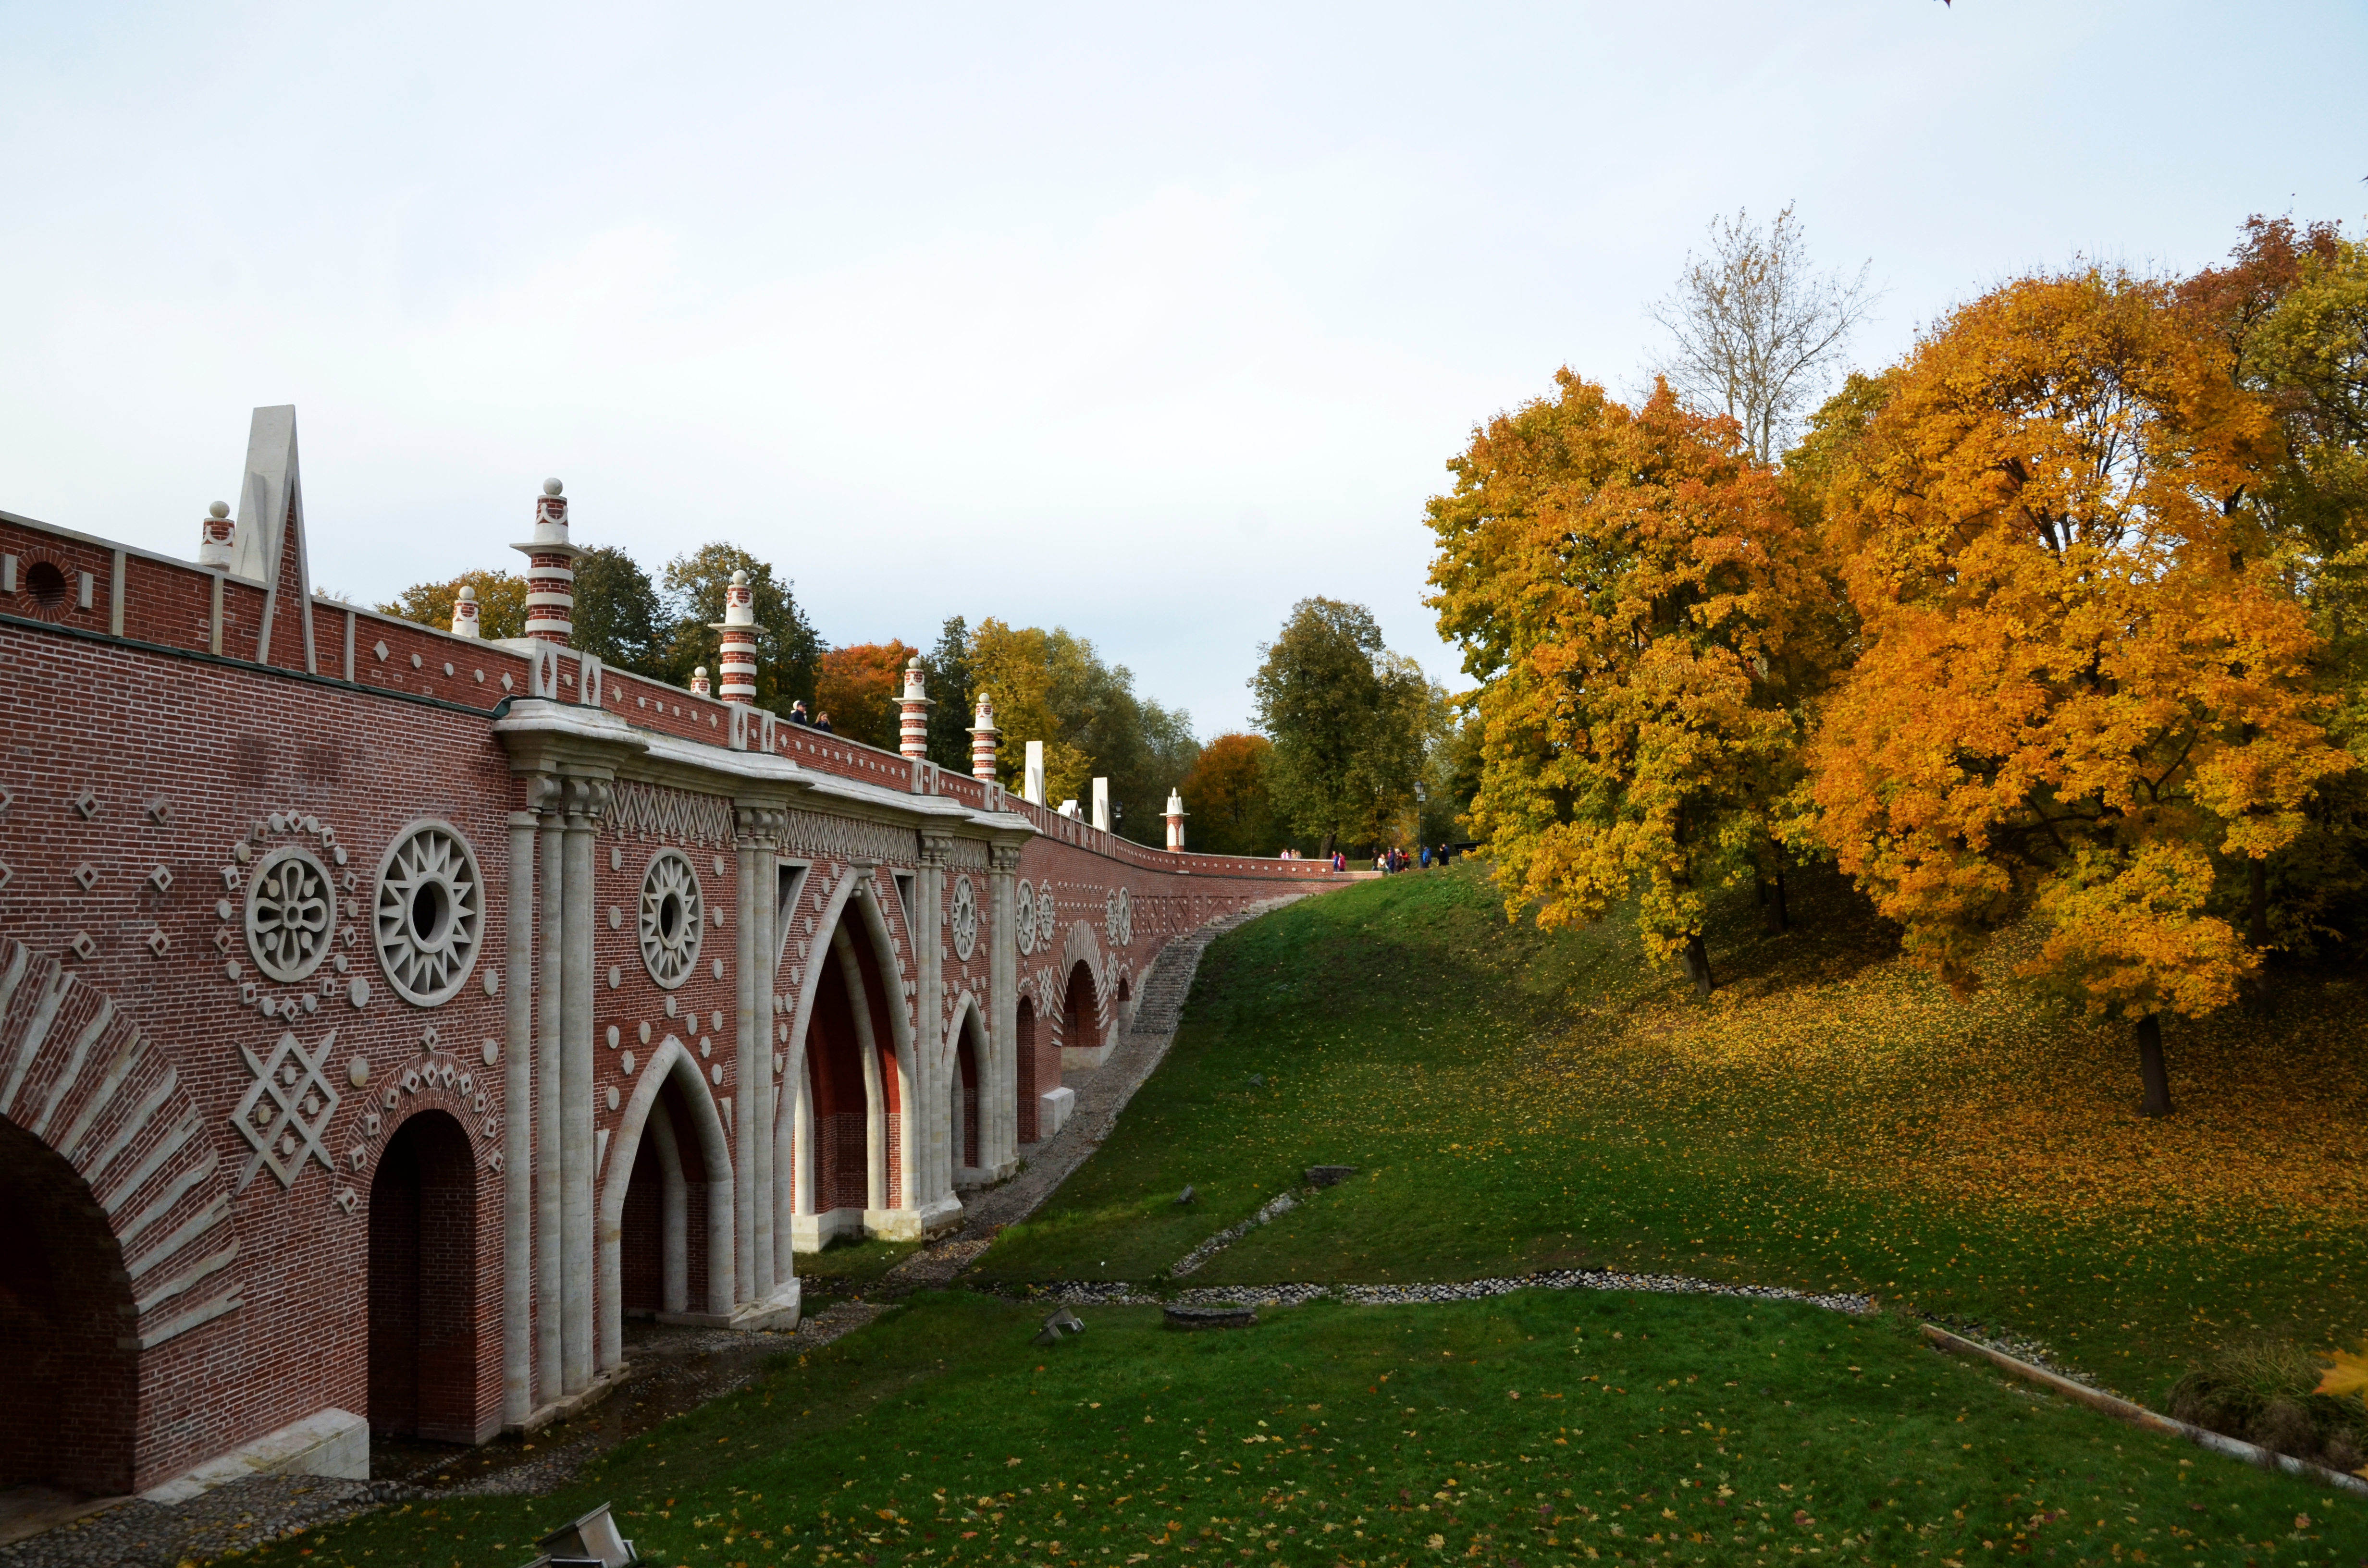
[
  {"x1": 1765, "y1": 861, "x2": 1789, "y2": 935},
  {"x1": 1320, "y1": 830, "x2": 1336, "y2": 859},
  {"x1": 2241, "y1": 858, "x2": 2271, "y2": 1012},
  {"x1": 2135, "y1": 1013, "x2": 2172, "y2": 1118},
  {"x1": 1682, "y1": 933, "x2": 1714, "y2": 1002}
]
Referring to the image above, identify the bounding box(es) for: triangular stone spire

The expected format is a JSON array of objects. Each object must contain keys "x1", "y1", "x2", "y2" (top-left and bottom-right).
[{"x1": 229, "y1": 405, "x2": 317, "y2": 673}]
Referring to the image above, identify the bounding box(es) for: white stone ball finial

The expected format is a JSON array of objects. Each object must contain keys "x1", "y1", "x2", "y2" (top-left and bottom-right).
[
  {"x1": 457, "y1": 584, "x2": 477, "y2": 601},
  {"x1": 543, "y1": 478, "x2": 564, "y2": 497},
  {"x1": 730, "y1": 569, "x2": 748, "y2": 586},
  {"x1": 208, "y1": 500, "x2": 230, "y2": 520}
]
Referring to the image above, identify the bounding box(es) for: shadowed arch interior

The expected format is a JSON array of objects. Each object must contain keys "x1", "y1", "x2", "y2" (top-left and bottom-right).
[
  {"x1": 368, "y1": 1109, "x2": 478, "y2": 1442},
  {"x1": 0, "y1": 1115, "x2": 138, "y2": 1493},
  {"x1": 1062, "y1": 960, "x2": 1098, "y2": 1056},
  {"x1": 619, "y1": 1078, "x2": 710, "y2": 1316},
  {"x1": 1014, "y1": 995, "x2": 1039, "y2": 1143}
]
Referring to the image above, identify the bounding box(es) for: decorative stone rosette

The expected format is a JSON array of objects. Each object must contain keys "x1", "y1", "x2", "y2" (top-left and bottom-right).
[
  {"x1": 950, "y1": 874, "x2": 979, "y2": 961},
  {"x1": 1014, "y1": 880, "x2": 1036, "y2": 956},
  {"x1": 221, "y1": 809, "x2": 362, "y2": 1019},
  {"x1": 639, "y1": 848, "x2": 704, "y2": 989},
  {"x1": 373, "y1": 821, "x2": 485, "y2": 1006}
]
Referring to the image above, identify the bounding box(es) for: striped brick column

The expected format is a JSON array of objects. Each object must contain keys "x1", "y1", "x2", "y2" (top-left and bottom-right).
[
  {"x1": 898, "y1": 657, "x2": 931, "y2": 759},
  {"x1": 197, "y1": 500, "x2": 234, "y2": 568},
  {"x1": 968, "y1": 695, "x2": 998, "y2": 782},
  {"x1": 512, "y1": 478, "x2": 581, "y2": 646},
  {"x1": 710, "y1": 570, "x2": 758, "y2": 703}
]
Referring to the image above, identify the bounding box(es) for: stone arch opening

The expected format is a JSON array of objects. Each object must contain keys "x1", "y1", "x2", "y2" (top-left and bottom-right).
[
  {"x1": 788, "y1": 903, "x2": 904, "y2": 1247},
  {"x1": 0, "y1": 1115, "x2": 138, "y2": 1494},
  {"x1": 599, "y1": 1039, "x2": 732, "y2": 1359},
  {"x1": 617, "y1": 1076, "x2": 710, "y2": 1319},
  {"x1": 1061, "y1": 959, "x2": 1099, "y2": 1058},
  {"x1": 950, "y1": 1008, "x2": 983, "y2": 1179},
  {"x1": 1014, "y1": 995, "x2": 1039, "y2": 1144},
  {"x1": 368, "y1": 1109, "x2": 479, "y2": 1442}
]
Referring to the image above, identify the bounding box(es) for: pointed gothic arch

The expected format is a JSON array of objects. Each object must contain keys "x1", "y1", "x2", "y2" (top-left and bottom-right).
[
  {"x1": 775, "y1": 867, "x2": 915, "y2": 1250},
  {"x1": 597, "y1": 1034, "x2": 733, "y2": 1361}
]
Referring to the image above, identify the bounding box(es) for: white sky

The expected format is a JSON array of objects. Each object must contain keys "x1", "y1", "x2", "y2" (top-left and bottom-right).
[{"x1": 2, "y1": 2, "x2": 2363, "y2": 735}]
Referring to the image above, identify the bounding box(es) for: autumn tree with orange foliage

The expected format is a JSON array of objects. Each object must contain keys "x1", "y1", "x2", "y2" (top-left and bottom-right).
[
  {"x1": 1802, "y1": 268, "x2": 2353, "y2": 1115},
  {"x1": 814, "y1": 640, "x2": 919, "y2": 751},
  {"x1": 1428, "y1": 374, "x2": 1833, "y2": 999},
  {"x1": 1180, "y1": 733, "x2": 1282, "y2": 856}
]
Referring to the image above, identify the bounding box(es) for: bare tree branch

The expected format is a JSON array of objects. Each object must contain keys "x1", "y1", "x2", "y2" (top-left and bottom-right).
[{"x1": 1647, "y1": 204, "x2": 1878, "y2": 465}]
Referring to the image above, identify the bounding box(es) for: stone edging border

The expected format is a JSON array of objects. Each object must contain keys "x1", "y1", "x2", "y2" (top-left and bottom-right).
[
  {"x1": 1920, "y1": 1323, "x2": 2368, "y2": 1500},
  {"x1": 1004, "y1": 1266, "x2": 1876, "y2": 1315}
]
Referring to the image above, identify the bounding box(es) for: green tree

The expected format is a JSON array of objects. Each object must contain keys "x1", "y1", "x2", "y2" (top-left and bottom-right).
[
  {"x1": 922, "y1": 615, "x2": 977, "y2": 772},
  {"x1": 1251, "y1": 598, "x2": 1437, "y2": 858},
  {"x1": 658, "y1": 543, "x2": 824, "y2": 715},
  {"x1": 571, "y1": 545, "x2": 667, "y2": 677},
  {"x1": 1179, "y1": 733, "x2": 1282, "y2": 856},
  {"x1": 967, "y1": 618, "x2": 1196, "y2": 846},
  {"x1": 378, "y1": 568, "x2": 527, "y2": 640}
]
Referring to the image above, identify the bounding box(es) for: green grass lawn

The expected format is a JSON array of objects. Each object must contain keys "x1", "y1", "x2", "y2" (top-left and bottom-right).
[
  {"x1": 974, "y1": 865, "x2": 2368, "y2": 1407},
  {"x1": 252, "y1": 1290, "x2": 2362, "y2": 1568}
]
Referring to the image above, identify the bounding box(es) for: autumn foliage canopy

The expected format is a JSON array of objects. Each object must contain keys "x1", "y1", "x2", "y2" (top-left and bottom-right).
[{"x1": 1430, "y1": 233, "x2": 2362, "y2": 1090}]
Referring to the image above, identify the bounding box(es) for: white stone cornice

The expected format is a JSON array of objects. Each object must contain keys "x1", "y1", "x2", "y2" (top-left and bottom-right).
[{"x1": 494, "y1": 698, "x2": 1041, "y2": 846}]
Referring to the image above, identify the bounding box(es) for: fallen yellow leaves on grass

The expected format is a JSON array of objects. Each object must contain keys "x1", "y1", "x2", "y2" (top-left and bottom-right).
[{"x1": 1515, "y1": 913, "x2": 2368, "y2": 1226}]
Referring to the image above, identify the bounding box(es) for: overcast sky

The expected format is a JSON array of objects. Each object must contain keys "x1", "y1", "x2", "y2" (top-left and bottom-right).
[{"x1": 2, "y1": 2, "x2": 2363, "y2": 734}]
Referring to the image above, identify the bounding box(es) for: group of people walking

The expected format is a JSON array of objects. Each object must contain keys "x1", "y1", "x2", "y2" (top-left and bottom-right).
[
  {"x1": 1277, "y1": 844, "x2": 1457, "y2": 870},
  {"x1": 787, "y1": 700, "x2": 835, "y2": 734}
]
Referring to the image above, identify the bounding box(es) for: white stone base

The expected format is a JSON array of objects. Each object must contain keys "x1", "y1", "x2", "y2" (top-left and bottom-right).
[
  {"x1": 505, "y1": 1358, "x2": 633, "y2": 1438},
  {"x1": 1039, "y1": 1084, "x2": 1077, "y2": 1136},
  {"x1": 867, "y1": 1195, "x2": 963, "y2": 1241},
  {"x1": 140, "y1": 1407, "x2": 369, "y2": 1503},
  {"x1": 659, "y1": 1279, "x2": 801, "y2": 1334},
  {"x1": 790, "y1": 1206, "x2": 867, "y2": 1252},
  {"x1": 1060, "y1": 1042, "x2": 1113, "y2": 1070}
]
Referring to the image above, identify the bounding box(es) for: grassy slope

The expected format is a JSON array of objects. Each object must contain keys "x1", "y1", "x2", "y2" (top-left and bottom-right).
[
  {"x1": 253, "y1": 1291, "x2": 2361, "y2": 1568},
  {"x1": 976, "y1": 864, "x2": 2368, "y2": 1404}
]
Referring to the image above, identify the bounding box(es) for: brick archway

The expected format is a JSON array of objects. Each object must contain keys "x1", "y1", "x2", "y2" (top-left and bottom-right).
[
  {"x1": 368, "y1": 1108, "x2": 479, "y2": 1442},
  {"x1": 1014, "y1": 995, "x2": 1040, "y2": 1143},
  {"x1": 0, "y1": 1115, "x2": 139, "y2": 1493}
]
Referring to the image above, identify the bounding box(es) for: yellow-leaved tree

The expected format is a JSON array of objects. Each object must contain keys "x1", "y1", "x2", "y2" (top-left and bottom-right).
[
  {"x1": 1803, "y1": 267, "x2": 2353, "y2": 1114},
  {"x1": 1427, "y1": 373, "x2": 1833, "y2": 998}
]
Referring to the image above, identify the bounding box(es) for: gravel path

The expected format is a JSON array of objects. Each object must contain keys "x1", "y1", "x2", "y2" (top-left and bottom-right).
[{"x1": 885, "y1": 898, "x2": 1303, "y2": 1288}]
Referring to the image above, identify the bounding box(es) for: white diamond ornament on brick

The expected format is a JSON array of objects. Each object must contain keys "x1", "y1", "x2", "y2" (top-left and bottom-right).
[{"x1": 233, "y1": 1028, "x2": 343, "y2": 1190}]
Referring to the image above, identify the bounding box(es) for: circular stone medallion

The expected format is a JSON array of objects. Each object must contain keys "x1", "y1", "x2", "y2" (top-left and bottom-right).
[
  {"x1": 246, "y1": 844, "x2": 336, "y2": 982},
  {"x1": 639, "y1": 849, "x2": 704, "y2": 990},
  {"x1": 373, "y1": 821, "x2": 485, "y2": 1005}
]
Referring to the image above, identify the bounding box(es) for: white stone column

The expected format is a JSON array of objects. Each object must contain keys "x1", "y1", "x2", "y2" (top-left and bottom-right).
[
  {"x1": 533, "y1": 788, "x2": 565, "y2": 1405},
  {"x1": 750, "y1": 819, "x2": 778, "y2": 1294},
  {"x1": 650, "y1": 1109, "x2": 689, "y2": 1313},
  {"x1": 560, "y1": 778, "x2": 602, "y2": 1391},
  {"x1": 502, "y1": 808, "x2": 537, "y2": 1428},
  {"x1": 915, "y1": 834, "x2": 948, "y2": 1208},
  {"x1": 733, "y1": 826, "x2": 758, "y2": 1305},
  {"x1": 987, "y1": 842, "x2": 1022, "y2": 1177}
]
